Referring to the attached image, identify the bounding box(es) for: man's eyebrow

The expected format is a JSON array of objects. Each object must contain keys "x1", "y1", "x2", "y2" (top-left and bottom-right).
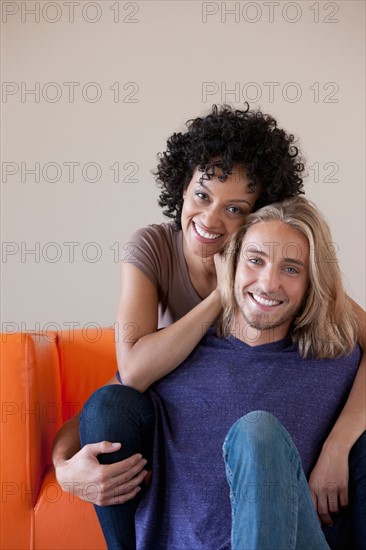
[
  {"x1": 245, "y1": 248, "x2": 267, "y2": 255},
  {"x1": 244, "y1": 248, "x2": 306, "y2": 267},
  {"x1": 282, "y1": 257, "x2": 306, "y2": 267}
]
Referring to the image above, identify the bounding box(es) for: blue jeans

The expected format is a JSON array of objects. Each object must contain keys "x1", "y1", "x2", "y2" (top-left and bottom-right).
[
  {"x1": 80, "y1": 386, "x2": 366, "y2": 549},
  {"x1": 223, "y1": 411, "x2": 330, "y2": 549}
]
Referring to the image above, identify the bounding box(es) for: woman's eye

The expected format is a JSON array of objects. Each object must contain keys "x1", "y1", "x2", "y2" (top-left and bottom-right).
[
  {"x1": 284, "y1": 266, "x2": 298, "y2": 274},
  {"x1": 227, "y1": 206, "x2": 243, "y2": 215},
  {"x1": 195, "y1": 192, "x2": 208, "y2": 200},
  {"x1": 249, "y1": 257, "x2": 261, "y2": 265}
]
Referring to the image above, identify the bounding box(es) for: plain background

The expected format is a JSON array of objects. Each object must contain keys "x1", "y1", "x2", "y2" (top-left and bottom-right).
[{"x1": 1, "y1": 0, "x2": 365, "y2": 334}]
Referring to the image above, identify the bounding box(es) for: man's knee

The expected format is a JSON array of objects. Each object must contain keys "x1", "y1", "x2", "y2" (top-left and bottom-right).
[
  {"x1": 225, "y1": 410, "x2": 281, "y2": 441},
  {"x1": 223, "y1": 411, "x2": 290, "y2": 459}
]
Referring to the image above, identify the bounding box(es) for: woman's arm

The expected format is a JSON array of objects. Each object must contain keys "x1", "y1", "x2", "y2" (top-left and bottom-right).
[
  {"x1": 309, "y1": 297, "x2": 366, "y2": 525},
  {"x1": 53, "y1": 255, "x2": 225, "y2": 498},
  {"x1": 115, "y1": 262, "x2": 223, "y2": 392}
]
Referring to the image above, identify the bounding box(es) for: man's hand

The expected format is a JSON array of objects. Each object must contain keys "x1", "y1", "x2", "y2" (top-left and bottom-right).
[
  {"x1": 55, "y1": 441, "x2": 148, "y2": 506},
  {"x1": 308, "y1": 441, "x2": 349, "y2": 526}
]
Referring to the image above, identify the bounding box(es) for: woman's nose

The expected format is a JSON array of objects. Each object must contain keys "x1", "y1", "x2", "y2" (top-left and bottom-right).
[{"x1": 201, "y1": 206, "x2": 221, "y2": 228}]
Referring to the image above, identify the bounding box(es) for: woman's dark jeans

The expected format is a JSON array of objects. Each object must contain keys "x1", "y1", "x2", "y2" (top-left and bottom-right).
[
  {"x1": 349, "y1": 431, "x2": 366, "y2": 548},
  {"x1": 80, "y1": 384, "x2": 366, "y2": 550},
  {"x1": 79, "y1": 385, "x2": 155, "y2": 550}
]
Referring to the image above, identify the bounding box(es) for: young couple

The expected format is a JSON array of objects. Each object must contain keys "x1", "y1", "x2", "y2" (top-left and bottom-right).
[{"x1": 53, "y1": 105, "x2": 366, "y2": 549}]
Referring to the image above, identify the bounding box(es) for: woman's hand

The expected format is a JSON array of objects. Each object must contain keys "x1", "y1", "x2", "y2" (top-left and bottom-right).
[
  {"x1": 214, "y1": 251, "x2": 227, "y2": 295},
  {"x1": 55, "y1": 442, "x2": 148, "y2": 506},
  {"x1": 308, "y1": 440, "x2": 350, "y2": 526}
]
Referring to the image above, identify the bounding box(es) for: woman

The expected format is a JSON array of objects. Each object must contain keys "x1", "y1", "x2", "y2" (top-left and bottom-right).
[{"x1": 53, "y1": 105, "x2": 366, "y2": 549}]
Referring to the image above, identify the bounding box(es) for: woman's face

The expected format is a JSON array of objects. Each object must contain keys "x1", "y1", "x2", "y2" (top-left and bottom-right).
[{"x1": 181, "y1": 165, "x2": 261, "y2": 259}]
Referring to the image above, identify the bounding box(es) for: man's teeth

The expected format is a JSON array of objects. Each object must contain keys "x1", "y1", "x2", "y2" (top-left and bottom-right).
[
  {"x1": 194, "y1": 223, "x2": 222, "y2": 240},
  {"x1": 252, "y1": 293, "x2": 281, "y2": 307}
]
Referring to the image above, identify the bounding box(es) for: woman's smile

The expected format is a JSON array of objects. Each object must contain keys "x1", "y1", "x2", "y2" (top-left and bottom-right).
[{"x1": 192, "y1": 221, "x2": 224, "y2": 242}]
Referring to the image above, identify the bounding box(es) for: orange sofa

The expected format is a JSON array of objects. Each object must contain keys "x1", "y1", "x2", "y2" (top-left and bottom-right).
[{"x1": 0, "y1": 328, "x2": 117, "y2": 550}]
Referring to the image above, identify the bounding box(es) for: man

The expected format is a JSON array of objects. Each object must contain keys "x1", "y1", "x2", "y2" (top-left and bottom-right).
[
  {"x1": 127, "y1": 196, "x2": 361, "y2": 549},
  {"x1": 57, "y1": 197, "x2": 364, "y2": 549}
]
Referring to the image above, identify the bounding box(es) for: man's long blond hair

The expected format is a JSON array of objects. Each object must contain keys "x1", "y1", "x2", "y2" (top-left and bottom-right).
[{"x1": 218, "y1": 197, "x2": 357, "y2": 359}]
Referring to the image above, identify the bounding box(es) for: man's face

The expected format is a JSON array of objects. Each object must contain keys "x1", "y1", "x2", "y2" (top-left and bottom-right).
[{"x1": 233, "y1": 220, "x2": 310, "y2": 345}]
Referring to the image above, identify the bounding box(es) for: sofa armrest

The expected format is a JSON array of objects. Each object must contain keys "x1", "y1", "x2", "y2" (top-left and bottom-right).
[{"x1": 0, "y1": 332, "x2": 62, "y2": 548}]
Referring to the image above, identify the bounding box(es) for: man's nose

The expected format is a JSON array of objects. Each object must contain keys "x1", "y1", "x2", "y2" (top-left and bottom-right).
[{"x1": 260, "y1": 266, "x2": 281, "y2": 293}]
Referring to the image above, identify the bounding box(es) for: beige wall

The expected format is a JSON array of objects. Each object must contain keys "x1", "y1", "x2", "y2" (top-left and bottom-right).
[{"x1": 1, "y1": 0, "x2": 365, "y2": 334}]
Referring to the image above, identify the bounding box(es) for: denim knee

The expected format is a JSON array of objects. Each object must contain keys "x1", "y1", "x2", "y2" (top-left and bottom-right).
[
  {"x1": 80, "y1": 384, "x2": 155, "y2": 466},
  {"x1": 80, "y1": 384, "x2": 154, "y2": 428},
  {"x1": 222, "y1": 410, "x2": 301, "y2": 484},
  {"x1": 223, "y1": 411, "x2": 287, "y2": 455}
]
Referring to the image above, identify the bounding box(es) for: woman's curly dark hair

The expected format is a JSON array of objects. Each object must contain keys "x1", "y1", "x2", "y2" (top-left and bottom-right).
[{"x1": 155, "y1": 104, "x2": 305, "y2": 229}]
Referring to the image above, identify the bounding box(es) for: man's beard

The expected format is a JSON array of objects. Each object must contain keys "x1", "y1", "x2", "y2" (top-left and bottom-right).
[{"x1": 238, "y1": 306, "x2": 296, "y2": 331}]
